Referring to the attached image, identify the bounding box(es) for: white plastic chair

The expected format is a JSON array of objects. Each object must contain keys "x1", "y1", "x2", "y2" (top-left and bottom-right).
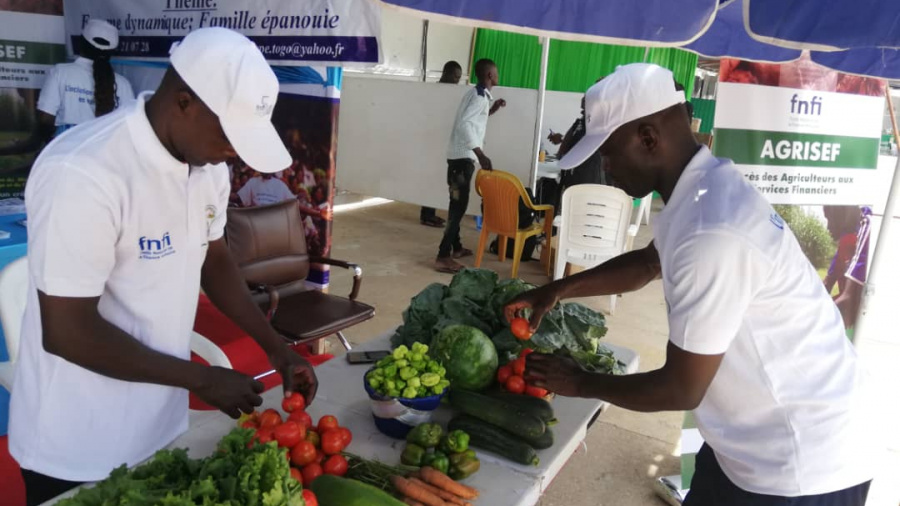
[
  {"x1": 0, "y1": 257, "x2": 231, "y2": 393},
  {"x1": 554, "y1": 185, "x2": 635, "y2": 314},
  {"x1": 0, "y1": 257, "x2": 28, "y2": 391}
]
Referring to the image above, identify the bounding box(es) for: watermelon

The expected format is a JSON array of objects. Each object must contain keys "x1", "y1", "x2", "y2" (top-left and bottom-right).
[{"x1": 431, "y1": 325, "x2": 499, "y2": 391}]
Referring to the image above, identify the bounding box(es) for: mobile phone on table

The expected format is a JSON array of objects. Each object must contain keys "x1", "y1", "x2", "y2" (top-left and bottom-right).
[{"x1": 346, "y1": 350, "x2": 391, "y2": 364}]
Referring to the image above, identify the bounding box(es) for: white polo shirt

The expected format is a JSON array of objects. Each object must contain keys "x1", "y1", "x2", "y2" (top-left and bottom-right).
[
  {"x1": 10, "y1": 92, "x2": 230, "y2": 481},
  {"x1": 237, "y1": 176, "x2": 295, "y2": 207},
  {"x1": 654, "y1": 146, "x2": 877, "y2": 496},
  {"x1": 37, "y1": 57, "x2": 135, "y2": 127},
  {"x1": 446, "y1": 85, "x2": 492, "y2": 161}
]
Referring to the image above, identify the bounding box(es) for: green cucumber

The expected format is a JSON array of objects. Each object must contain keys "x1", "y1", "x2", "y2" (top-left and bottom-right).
[
  {"x1": 310, "y1": 474, "x2": 406, "y2": 506},
  {"x1": 529, "y1": 427, "x2": 554, "y2": 450},
  {"x1": 449, "y1": 415, "x2": 539, "y2": 466},
  {"x1": 448, "y1": 389, "x2": 546, "y2": 442},
  {"x1": 484, "y1": 390, "x2": 556, "y2": 423}
]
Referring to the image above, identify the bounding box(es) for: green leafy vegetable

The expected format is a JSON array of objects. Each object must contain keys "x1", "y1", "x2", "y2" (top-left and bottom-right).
[
  {"x1": 59, "y1": 428, "x2": 303, "y2": 506},
  {"x1": 448, "y1": 268, "x2": 498, "y2": 304}
]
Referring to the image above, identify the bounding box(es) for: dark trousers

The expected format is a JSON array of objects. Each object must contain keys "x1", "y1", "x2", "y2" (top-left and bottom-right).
[
  {"x1": 684, "y1": 444, "x2": 871, "y2": 506},
  {"x1": 438, "y1": 158, "x2": 475, "y2": 258},
  {"x1": 420, "y1": 206, "x2": 437, "y2": 220},
  {"x1": 21, "y1": 469, "x2": 84, "y2": 506}
]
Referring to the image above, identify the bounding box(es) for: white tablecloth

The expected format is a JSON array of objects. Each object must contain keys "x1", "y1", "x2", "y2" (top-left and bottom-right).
[{"x1": 46, "y1": 330, "x2": 639, "y2": 506}]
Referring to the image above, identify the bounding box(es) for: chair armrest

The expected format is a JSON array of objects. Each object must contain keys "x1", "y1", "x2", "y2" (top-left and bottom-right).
[
  {"x1": 310, "y1": 257, "x2": 363, "y2": 301},
  {"x1": 190, "y1": 331, "x2": 233, "y2": 369},
  {"x1": 250, "y1": 284, "x2": 280, "y2": 320},
  {"x1": 531, "y1": 204, "x2": 554, "y2": 213}
]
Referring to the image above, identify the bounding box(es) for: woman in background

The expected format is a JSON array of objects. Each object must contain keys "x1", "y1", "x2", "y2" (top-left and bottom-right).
[{"x1": 37, "y1": 18, "x2": 135, "y2": 137}]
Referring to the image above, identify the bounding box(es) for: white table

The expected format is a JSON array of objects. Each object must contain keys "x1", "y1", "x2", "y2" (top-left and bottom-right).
[
  {"x1": 46, "y1": 331, "x2": 639, "y2": 506},
  {"x1": 537, "y1": 160, "x2": 563, "y2": 182}
]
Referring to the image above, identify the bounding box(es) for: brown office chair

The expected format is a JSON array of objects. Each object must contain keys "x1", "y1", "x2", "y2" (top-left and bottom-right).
[{"x1": 225, "y1": 199, "x2": 374, "y2": 351}]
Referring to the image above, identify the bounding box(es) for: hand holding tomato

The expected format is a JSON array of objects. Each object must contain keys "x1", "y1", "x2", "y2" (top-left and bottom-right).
[
  {"x1": 282, "y1": 392, "x2": 306, "y2": 413},
  {"x1": 510, "y1": 318, "x2": 533, "y2": 340}
]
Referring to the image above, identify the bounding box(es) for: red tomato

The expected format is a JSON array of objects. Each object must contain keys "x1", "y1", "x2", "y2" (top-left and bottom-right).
[
  {"x1": 290, "y1": 467, "x2": 302, "y2": 482},
  {"x1": 301, "y1": 489, "x2": 319, "y2": 506},
  {"x1": 317, "y1": 415, "x2": 339, "y2": 433},
  {"x1": 240, "y1": 419, "x2": 259, "y2": 430},
  {"x1": 302, "y1": 489, "x2": 319, "y2": 506},
  {"x1": 496, "y1": 365, "x2": 512, "y2": 384},
  {"x1": 510, "y1": 318, "x2": 533, "y2": 340},
  {"x1": 290, "y1": 440, "x2": 318, "y2": 467},
  {"x1": 254, "y1": 427, "x2": 275, "y2": 445},
  {"x1": 282, "y1": 392, "x2": 306, "y2": 413},
  {"x1": 259, "y1": 409, "x2": 283, "y2": 429},
  {"x1": 321, "y1": 429, "x2": 344, "y2": 455},
  {"x1": 525, "y1": 385, "x2": 549, "y2": 398},
  {"x1": 273, "y1": 421, "x2": 306, "y2": 448},
  {"x1": 288, "y1": 410, "x2": 314, "y2": 429},
  {"x1": 338, "y1": 427, "x2": 353, "y2": 447},
  {"x1": 322, "y1": 454, "x2": 349, "y2": 476},
  {"x1": 512, "y1": 357, "x2": 526, "y2": 377},
  {"x1": 305, "y1": 430, "x2": 321, "y2": 448},
  {"x1": 520, "y1": 348, "x2": 534, "y2": 358},
  {"x1": 505, "y1": 375, "x2": 526, "y2": 394},
  {"x1": 301, "y1": 463, "x2": 323, "y2": 487},
  {"x1": 316, "y1": 449, "x2": 326, "y2": 464}
]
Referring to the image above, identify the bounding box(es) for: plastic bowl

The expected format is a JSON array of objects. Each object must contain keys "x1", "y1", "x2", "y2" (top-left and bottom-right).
[{"x1": 363, "y1": 368, "x2": 447, "y2": 439}]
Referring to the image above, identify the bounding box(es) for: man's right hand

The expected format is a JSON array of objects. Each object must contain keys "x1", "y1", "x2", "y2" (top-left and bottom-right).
[
  {"x1": 504, "y1": 285, "x2": 560, "y2": 332},
  {"x1": 193, "y1": 366, "x2": 265, "y2": 419},
  {"x1": 477, "y1": 153, "x2": 493, "y2": 171}
]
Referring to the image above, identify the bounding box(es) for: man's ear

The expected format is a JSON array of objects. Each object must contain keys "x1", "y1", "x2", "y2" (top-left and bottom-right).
[
  {"x1": 176, "y1": 90, "x2": 194, "y2": 115},
  {"x1": 637, "y1": 123, "x2": 660, "y2": 153}
]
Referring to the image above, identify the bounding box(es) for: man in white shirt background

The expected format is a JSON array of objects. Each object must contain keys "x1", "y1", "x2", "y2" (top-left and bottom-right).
[
  {"x1": 507, "y1": 63, "x2": 876, "y2": 505},
  {"x1": 434, "y1": 58, "x2": 506, "y2": 274},
  {"x1": 237, "y1": 170, "x2": 297, "y2": 207},
  {"x1": 10, "y1": 28, "x2": 318, "y2": 506}
]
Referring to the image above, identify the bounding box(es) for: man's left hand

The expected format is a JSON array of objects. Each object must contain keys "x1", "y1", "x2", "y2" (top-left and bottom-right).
[
  {"x1": 495, "y1": 99, "x2": 507, "y2": 108},
  {"x1": 270, "y1": 347, "x2": 319, "y2": 404},
  {"x1": 524, "y1": 353, "x2": 585, "y2": 397}
]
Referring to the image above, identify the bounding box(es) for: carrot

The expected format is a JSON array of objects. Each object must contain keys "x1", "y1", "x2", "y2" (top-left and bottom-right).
[
  {"x1": 419, "y1": 466, "x2": 479, "y2": 500},
  {"x1": 409, "y1": 477, "x2": 471, "y2": 506},
  {"x1": 402, "y1": 498, "x2": 425, "y2": 506},
  {"x1": 391, "y1": 475, "x2": 448, "y2": 506}
]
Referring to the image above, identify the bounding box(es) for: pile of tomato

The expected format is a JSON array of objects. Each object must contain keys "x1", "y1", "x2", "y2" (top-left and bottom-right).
[
  {"x1": 240, "y1": 393, "x2": 354, "y2": 506},
  {"x1": 496, "y1": 348, "x2": 549, "y2": 398}
]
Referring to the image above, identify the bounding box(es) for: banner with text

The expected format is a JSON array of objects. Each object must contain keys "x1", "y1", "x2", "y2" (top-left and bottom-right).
[
  {"x1": 714, "y1": 56, "x2": 888, "y2": 205},
  {"x1": 63, "y1": 0, "x2": 381, "y2": 65}
]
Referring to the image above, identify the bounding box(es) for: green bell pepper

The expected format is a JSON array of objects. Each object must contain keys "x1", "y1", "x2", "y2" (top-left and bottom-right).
[
  {"x1": 422, "y1": 451, "x2": 450, "y2": 474},
  {"x1": 439, "y1": 430, "x2": 470, "y2": 454},
  {"x1": 406, "y1": 422, "x2": 443, "y2": 448},
  {"x1": 448, "y1": 454, "x2": 480, "y2": 480},
  {"x1": 401, "y1": 444, "x2": 427, "y2": 466}
]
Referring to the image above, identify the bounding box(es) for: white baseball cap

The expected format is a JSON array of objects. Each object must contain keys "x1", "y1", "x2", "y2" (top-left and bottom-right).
[
  {"x1": 558, "y1": 63, "x2": 687, "y2": 170},
  {"x1": 83, "y1": 19, "x2": 119, "y2": 51},
  {"x1": 169, "y1": 28, "x2": 291, "y2": 174}
]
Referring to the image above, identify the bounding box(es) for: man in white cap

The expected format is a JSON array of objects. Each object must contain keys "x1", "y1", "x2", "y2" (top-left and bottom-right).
[
  {"x1": 9, "y1": 27, "x2": 317, "y2": 505},
  {"x1": 507, "y1": 63, "x2": 876, "y2": 505}
]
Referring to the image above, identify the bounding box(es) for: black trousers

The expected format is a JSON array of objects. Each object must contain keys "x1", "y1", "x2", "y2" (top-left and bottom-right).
[
  {"x1": 684, "y1": 444, "x2": 871, "y2": 506},
  {"x1": 438, "y1": 158, "x2": 475, "y2": 258},
  {"x1": 21, "y1": 469, "x2": 84, "y2": 506}
]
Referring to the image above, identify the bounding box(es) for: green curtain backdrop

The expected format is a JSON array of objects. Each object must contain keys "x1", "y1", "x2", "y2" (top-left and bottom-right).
[
  {"x1": 472, "y1": 29, "x2": 698, "y2": 98},
  {"x1": 690, "y1": 98, "x2": 717, "y2": 134}
]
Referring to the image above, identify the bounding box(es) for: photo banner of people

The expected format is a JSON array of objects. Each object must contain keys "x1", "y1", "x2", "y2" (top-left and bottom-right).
[
  {"x1": 714, "y1": 55, "x2": 894, "y2": 334},
  {"x1": 0, "y1": 0, "x2": 66, "y2": 197},
  {"x1": 231, "y1": 71, "x2": 342, "y2": 282},
  {"x1": 63, "y1": 0, "x2": 381, "y2": 64}
]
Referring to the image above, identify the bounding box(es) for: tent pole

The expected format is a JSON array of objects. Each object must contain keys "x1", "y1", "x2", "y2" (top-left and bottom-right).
[
  {"x1": 854, "y1": 86, "x2": 900, "y2": 345},
  {"x1": 530, "y1": 36, "x2": 550, "y2": 189}
]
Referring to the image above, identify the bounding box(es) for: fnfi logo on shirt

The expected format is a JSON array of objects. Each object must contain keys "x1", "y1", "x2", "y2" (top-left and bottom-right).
[
  {"x1": 139, "y1": 233, "x2": 176, "y2": 260},
  {"x1": 255, "y1": 96, "x2": 273, "y2": 117}
]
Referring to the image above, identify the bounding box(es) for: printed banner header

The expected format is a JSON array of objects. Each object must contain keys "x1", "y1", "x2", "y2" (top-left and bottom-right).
[{"x1": 63, "y1": 0, "x2": 381, "y2": 65}]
